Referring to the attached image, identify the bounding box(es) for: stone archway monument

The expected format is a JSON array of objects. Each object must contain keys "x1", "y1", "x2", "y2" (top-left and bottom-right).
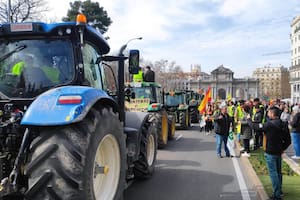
[{"x1": 218, "y1": 88, "x2": 226, "y2": 100}]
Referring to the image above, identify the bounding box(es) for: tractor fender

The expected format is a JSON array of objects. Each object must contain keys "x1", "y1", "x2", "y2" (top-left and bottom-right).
[
  {"x1": 125, "y1": 111, "x2": 150, "y2": 133},
  {"x1": 21, "y1": 86, "x2": 119, "y2": 126},
  {"x1": 125, "y1": 111, "x2": 152, "y2": 161}
]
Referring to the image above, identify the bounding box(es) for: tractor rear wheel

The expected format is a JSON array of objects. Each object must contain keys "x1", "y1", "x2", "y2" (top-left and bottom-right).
[
  {"x1": 25, "y1": 108, "x2": 126, "y2": 200},
  {"x1": 157, "y1": 111, "x2": 168, "y2": 149},
  {"x1": 168, "y1": 115, "x2": 176, "y2": 140},
  {"x1": 189, "y1": 107, "x2": 199, "y2": 123},
  {"x1": 179, "y1": 111, "x2": 187, "y2": 129}
]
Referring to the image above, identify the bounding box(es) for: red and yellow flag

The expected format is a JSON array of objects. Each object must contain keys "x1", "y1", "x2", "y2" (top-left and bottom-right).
[{"x1": 198, "y1": 87, "x2": 211, "y2": 114}]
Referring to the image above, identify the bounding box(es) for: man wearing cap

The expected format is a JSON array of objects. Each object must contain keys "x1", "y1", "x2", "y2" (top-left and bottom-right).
[{"x1": 213, "y1": 103, "x2": 232, "y2": 158}]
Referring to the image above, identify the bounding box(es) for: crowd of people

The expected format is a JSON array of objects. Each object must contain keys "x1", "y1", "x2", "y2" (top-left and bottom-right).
[{"x1": 200, "y1": 97, "x2": 298, "y2": 200}]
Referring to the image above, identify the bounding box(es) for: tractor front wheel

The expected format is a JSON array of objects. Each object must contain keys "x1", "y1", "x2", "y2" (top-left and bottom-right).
[{"x1": 25, "y1": 108, "x2": 126, "y2": 200}]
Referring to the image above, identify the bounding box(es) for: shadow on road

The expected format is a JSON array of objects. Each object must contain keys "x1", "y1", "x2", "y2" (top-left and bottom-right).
[
  {"x1": 124, "y1": 167, "x2": 239, "y2": 200},
  {"x1": 162, "y1": 137, "x2": 216, "y2": 152}
]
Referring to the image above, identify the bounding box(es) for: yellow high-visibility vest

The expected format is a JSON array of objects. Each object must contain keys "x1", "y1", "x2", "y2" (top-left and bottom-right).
[
  {"x1": 228, "y1": 105, "x2": 235, "y2": 117},
  {"x1": 133, "y1": 70, "x2": 143, "y2": 82},
  {"x1": 12, "y1": 61, "x2": 25, "y2": 75}
]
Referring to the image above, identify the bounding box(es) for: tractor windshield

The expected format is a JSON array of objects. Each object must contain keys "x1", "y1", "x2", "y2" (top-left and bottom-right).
[
  {"x1": 132, "y1": 87, "x2": 155, "y2": 102},
  {"x1": 166, "y1": 94, "x2": 184, "y2": 107},
  {"x1": 0, "y1": 39, "x2": 74, "y2": 98}
]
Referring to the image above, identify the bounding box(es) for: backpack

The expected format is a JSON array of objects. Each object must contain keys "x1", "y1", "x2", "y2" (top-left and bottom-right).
[{"x1": 271, "y1": 120, "x2": 291, "y2": 151}]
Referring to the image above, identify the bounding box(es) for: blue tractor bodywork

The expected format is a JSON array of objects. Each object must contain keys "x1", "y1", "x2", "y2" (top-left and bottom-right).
[
  {"x1": 0, "y1": 15, "x2": 155, "y2": 199},
  {"x1": 21, "y1": 86, "x2": 118, "y2": 126}
]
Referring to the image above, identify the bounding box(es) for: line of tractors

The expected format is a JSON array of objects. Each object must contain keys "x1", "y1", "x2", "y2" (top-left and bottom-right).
[
  {"x1": 0, "y1": 13, "x2": 203, "y2": 200},
  {"x1": 125, "y1": 82, "x2": 203, "y2": 149}
]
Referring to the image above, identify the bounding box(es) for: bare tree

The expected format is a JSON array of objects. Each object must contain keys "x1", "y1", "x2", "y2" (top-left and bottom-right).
[{"x1": 0, "y1": 0, "x2": 49, "y2": 23}]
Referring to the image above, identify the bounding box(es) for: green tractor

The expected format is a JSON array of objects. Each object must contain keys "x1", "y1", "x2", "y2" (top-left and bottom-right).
[
  {"x1": 125, "y1": 82, "x2": 176, "y2": 148},
  {"x1": 186, "y1": 90, "x2": 203, "y2": 123},
  {"x1": 164, "y1": 90, "x2": 190, "y2": 129}
]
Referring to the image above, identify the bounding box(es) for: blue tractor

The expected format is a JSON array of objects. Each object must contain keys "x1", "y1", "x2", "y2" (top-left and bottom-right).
[{"x1": 0, "y1": 14, "x2": 157, "y2": 199}]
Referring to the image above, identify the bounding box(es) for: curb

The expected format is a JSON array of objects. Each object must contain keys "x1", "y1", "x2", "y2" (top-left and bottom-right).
[
  {"x1": 282, "y1": 153, "x2": 300, "y2": 175},
  {"x1": 234, "y1": 143, "x2": 268, "y2": 200},
  {"x1": 239, "y1": 155, "x2": 269, "y2": 200}
]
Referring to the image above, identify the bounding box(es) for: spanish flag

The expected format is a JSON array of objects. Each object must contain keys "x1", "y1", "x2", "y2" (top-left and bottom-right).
[{"x1": 198, "y1": 87, "x2": 211, "y2": 114}]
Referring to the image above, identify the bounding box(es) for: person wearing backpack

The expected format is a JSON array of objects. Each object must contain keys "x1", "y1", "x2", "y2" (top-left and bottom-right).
[
  {"x1": 290, "y1": 105, "x2": 300, "y2": 159},
  {"x1": 247, "y1": 106, "x2": 291, "y2": 200}
]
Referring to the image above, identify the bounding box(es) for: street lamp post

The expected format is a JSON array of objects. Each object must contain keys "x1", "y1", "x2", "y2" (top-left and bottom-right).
[
  {"x1": 117, "y1": 37, "x2": 142, "y2": 119},
  {"x1": 7, "y1": 0, "x2": 11, "y2": 23},
  {"x1": 118, "y1": 37, "x2": 143, "y2": 57}
]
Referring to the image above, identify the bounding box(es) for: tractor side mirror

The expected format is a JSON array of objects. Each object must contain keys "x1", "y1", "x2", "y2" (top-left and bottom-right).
[{"x1": 128, "y1": 49, "x2": 140, "y2": 74}]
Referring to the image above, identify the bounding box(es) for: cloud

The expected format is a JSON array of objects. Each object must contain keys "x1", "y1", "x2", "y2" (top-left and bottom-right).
[{"x1": 45, "y1": 0, "x2": 300, "y2": 77}]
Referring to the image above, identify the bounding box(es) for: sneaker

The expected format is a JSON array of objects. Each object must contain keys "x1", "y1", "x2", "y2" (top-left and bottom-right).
[
  {"x1": 241, "y1": 152, "x2": 250, "y2": 157},
  {"x1": 217, "y1": 154, "x2": 223, "y2": 158},
  {"x1": 226, "y1": 155, "x2": 234, "y2": 158},
  {"x1": 291, "y1": 155, "x2": 300, "y2": 159}
]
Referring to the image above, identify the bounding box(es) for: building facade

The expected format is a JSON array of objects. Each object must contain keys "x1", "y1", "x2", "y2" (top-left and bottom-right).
[
  {"x1": 189, "y1": 65, "x2": 259, "y2": 101},
  {"x1": 290, "y1": 15, "x2": 300, "y2": 104},
  {"x1": 253, "y1": 66, "x2": 290, "y2": 101}
]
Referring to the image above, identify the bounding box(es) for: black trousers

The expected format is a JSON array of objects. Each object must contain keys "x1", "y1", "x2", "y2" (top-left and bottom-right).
[
  {"x1": 243, "y1": 139, "x2": 250, "y2": 153},
  {"x1": 254, "y1": 131, "x2": 263, "y2": 148}
]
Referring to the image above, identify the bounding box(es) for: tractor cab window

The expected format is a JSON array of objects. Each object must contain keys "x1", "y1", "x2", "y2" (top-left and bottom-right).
[
  {"x1": 82, "y1": 44, "x2": 103, "y2": 89},
  {"x1": 0, "y1": 39, "x2": 74, "y2": 98},
  {"x1": 132, "y1": 87, "x2": 155, "y2": 103},
  {"x1": 166, "y1": 94, "x2": 184, "y2": 106}
]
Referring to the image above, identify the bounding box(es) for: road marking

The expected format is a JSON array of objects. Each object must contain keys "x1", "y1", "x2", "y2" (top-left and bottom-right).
[
  {"x1": 175, "y1": 134, "x2": 183, "y2": 141},
  {"x1": 232, "y1": 157, "x2": 251, "y2": 200}
]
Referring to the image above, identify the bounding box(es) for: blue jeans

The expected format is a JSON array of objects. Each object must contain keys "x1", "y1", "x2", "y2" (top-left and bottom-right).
[
  {"x1": 264, "y1": 153, "x2": 282, "y2": 199},
  {"x1": 216, "y1": 134, "x2": 230, "y2": 156},
  {"x1": 291, "y1": 132, "x2": 300, "y2": 156}
]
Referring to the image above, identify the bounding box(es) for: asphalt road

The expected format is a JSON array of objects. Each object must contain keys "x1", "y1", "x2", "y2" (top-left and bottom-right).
[{"x1": 124, "y1": 125, "x2": 259, "y2": 200}]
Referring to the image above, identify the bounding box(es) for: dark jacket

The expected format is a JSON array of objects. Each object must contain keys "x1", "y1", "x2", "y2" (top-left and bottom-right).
[
  {"x1": 290, "y1": 112, "x2": 300, "y2": 133},
  {"x1": 253, "y1": 110, "x2": 263, "y2": 123},
  {"x1": 247, "y1": 118, "x2": 283, "y2": 155},
  {"x1": 213, "y1": 112, "x2": 230, "y2": 136},
  {"x1": 240, "y1": 116, "x2": 252, "y2": 139},
  {"x1": 143, "y1": 69, "x2": 155, "y2": 82}
]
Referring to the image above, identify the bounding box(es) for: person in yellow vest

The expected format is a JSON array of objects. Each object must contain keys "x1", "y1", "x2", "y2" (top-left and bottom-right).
[
  {"x1": 11, "y1": 54, "x2": 34, "y2": 76},
  {"x1": 227, "y1": 100, "x2": 235, "y2": 132},
  {"x1": 235, "y1": 100, "x2": 245, "y2": 145},
  {"x1": 133, "y1": 66, "x2": 143, "y2": 82},
  {"x1": 12, "y1": 55, "x2": 59, "y2": 85}
]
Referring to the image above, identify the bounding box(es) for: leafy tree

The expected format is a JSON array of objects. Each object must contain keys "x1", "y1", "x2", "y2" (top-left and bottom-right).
[
  {"x1": 0, "y1": 0, "x2": 49, "y2": 23},
  {"x1": 63, "y1": 0, "x2": 112, "y2": 33}
]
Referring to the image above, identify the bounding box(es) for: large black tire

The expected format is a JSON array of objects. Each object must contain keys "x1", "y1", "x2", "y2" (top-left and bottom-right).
[
  {"x1": 155, "y1": 111, "x2": 168, "y2": 149},
  {"x1": 179, "y1": 111, "x2": 188, "y2": 129},
  {"x1": 168, "y1": 115, "x2": 176, "y2": 140},
  {"x1": 189, "y1": 107, "x2": 199, "y2": 123},
  {"x1": 134, "y1": 120, "x2": 157, "y2": 179},
  {"x1": 25, "y1": 108, "x2": 126, "y2": 200}
]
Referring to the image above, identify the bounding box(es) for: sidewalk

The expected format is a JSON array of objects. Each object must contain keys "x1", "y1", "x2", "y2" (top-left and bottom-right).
[{"x1": 236, "y1": 142, "x2": 300, "y2": 200}]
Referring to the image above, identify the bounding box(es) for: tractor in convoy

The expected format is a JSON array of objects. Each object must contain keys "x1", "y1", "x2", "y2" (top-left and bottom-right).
[
  {"x1": 185, "y1": 90, "x2": 203, "y2": 123},
  {"x1": 164, "y1": 90, "x2": 190, "y2": 129},
  {"x1": 0, "y1": 14, "x2": 157, "y2": 200},
  {"x1": 125, "y1": 81, "x2": 176, "y2": 148}
]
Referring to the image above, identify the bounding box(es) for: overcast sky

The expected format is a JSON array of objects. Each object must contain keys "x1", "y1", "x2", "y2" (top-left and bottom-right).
[{"x1": 46, "y1": 0, "x2": 300, "y2": 77}]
